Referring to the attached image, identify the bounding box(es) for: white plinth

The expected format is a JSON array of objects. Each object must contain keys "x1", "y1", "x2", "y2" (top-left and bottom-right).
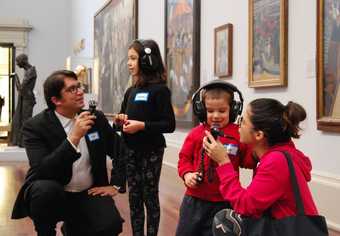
[{"x1": 0, "y1": 146, "x2": 27, "y2": 161}]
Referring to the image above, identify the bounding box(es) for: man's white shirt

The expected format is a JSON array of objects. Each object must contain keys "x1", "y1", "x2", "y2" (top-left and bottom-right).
[{"x1": 55, "y1": 111, "x2": 93, "y2": 192}]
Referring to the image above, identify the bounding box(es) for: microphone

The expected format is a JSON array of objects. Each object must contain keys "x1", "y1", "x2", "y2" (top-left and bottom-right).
[
  {"x1": 210, "y1": 124, "x2": 221, "y2": 140},
  {"x1": 210, "y1": 124, "x2": 237, "y2": 141},
  {"x1": 88, "y1": 100, "x2": 97, "y2": 115},
  {"x1": 197, "y1": 124, "x2": 221, "y2": 184}
]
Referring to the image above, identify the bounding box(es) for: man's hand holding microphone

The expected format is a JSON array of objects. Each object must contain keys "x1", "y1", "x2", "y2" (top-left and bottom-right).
[{"x1": 68, "y1": 111, "x2": 96, "y2": 147}]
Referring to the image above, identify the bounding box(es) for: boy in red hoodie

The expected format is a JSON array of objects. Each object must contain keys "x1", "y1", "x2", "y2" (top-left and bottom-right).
[{"x1": 176, "y1": 80, "x2": 256, "y2": 236}]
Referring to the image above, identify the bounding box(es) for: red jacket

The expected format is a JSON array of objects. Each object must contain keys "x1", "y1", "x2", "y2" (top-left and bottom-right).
[
  {"x1": 216, "y1": 141, "x2": 319, "y2": 219},
  {"x1": 178, "y1": 123, "x2": 255, "y2": 202}
]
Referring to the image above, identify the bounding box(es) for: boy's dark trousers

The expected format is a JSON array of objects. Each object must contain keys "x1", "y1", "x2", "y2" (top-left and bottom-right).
[{"x1": 176, "y1": 195, "x2": 231, "y2": 236}]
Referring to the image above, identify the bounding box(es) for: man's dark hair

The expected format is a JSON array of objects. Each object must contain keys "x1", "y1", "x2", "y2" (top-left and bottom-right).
[{"x1": 43, "y1": 70, "x2": 77, "y2": 110}]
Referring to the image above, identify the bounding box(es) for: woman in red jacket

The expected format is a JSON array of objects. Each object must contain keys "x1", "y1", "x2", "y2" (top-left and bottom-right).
[{"x1": 203, "y1": 98, "x2": 318, "y2": 219}]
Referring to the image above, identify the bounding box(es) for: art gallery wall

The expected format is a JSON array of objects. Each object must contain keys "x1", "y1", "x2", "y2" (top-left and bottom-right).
[
  {"x1": 138, "y1": 0, "x2": 340, "y2": 229},
  {"x1": 0, "y1": 0, "x2": 71, "y2": 114},
  {"x1": 199, "y1": 0, "x2": 330, "y2": 171},
  {"x1": 70, "y1": 0, "x2": 107, "y2": 59},
  {"x1": 1, "y1": 0, "x2": 337, "y2": 176},
  {"x1": 63, "y1": 0, "x2": 340, "y2": 229},
  {"x1": 136, "y1": 0, "x2": 340, "y2": 177}
]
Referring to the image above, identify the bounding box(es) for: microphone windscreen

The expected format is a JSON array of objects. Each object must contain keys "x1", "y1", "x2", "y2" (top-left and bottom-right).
[{"x1": 211, "y1": 124, "x2": 221, "y2": 140}]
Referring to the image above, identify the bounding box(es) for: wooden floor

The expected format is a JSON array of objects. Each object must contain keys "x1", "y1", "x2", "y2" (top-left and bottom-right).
[
  {"x1": 0, "y1": 162, "x2": 184, "y2": 236},
  {"x1": 0, "y1": 161, "x2": 338, "y2": 236}
]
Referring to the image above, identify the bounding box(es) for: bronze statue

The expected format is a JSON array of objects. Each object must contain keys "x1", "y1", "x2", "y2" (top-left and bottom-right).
[{"x1": 10, "y1": 54, "x2": 37, "y2": 147}]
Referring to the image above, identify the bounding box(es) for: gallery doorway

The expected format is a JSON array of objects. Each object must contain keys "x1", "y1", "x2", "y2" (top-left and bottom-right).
[{"x1": 0, "y1": 43, "x2": 15, "y2": 142}]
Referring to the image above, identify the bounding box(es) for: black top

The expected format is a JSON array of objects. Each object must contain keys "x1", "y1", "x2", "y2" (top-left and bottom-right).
[{"x1": 120, "y1": 83, "x2": 176, "y2": 151}]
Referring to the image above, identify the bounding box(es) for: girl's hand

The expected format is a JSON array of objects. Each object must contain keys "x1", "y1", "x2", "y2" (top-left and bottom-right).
[
  {"x1": 203, "y1": 131, "x2": 230, "y2": 166},
  {"x1": 88, "y1": 186, "x2": 119, "y2": 199},
  {"x1": 122, "y1": 120, "x2": 145, "y2": 134},
  {"x1": 113, "y1": 113, "x2": 128, "y2": 125}
]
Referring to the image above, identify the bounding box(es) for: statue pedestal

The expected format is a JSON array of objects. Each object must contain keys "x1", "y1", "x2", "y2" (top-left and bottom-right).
[
  {"x1": 0, "y1": 122, "x2": 11, "y2": 144},
  {"x1": 0, "y1": 145, "x2": 26, "y2": 161}
]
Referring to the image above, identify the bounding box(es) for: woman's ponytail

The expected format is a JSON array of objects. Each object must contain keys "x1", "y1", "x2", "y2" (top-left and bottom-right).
[{"x1": 283, "y1": 101, "x2": 306, "y2": 139}]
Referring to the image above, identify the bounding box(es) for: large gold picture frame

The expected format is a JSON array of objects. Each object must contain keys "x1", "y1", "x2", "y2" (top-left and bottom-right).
[
  {"x1": 94, "y1": 0, "x2": 138, "y2": 116},
  {"x1": 248, "y1": 0, "x2": 288, "y2": 88},
  {"x1": 316, "y1": 0, "x2": 340, "y2": 132}
]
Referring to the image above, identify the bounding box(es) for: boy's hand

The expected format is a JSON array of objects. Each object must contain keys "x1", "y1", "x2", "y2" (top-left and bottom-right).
[{"x1": 184, "y1": 172, "x2": 201, "y2": 188}]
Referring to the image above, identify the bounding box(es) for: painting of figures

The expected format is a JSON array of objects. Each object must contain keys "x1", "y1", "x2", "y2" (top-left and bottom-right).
[
  {"x1": 165, "y1": 0, "x2": 200, "y2": 127},
  {"x1": 94, "y1": 0, "x2": 137, "y2": 115},
  {"x1": 249, "y1": 0, "x2": 288, "y2": 87}
]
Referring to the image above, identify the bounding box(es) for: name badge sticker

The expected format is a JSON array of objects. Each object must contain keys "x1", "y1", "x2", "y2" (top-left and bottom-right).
[
  {"x1": 134, "y1": 92, "x2": 149, "y2": 102},
  {"x1": 87, "y1": 131, "x2": 100, "y2": 142},
  {"x1": 223, "y1": 143, "x2": 239, "y2": 156}
]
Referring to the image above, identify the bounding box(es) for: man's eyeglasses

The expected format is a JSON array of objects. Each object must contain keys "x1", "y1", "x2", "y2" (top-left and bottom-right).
[{"x1": 64, "y1": 83, "x2": 84, "y2": 94}]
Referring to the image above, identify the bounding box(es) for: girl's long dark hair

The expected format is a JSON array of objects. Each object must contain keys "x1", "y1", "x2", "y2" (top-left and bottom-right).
[
  {"x1": 129, "y1": 39, "x2": 167, "y2": 87},
  {"x1": 249, "y1": 98, "x2": 306, "y2": 146}
]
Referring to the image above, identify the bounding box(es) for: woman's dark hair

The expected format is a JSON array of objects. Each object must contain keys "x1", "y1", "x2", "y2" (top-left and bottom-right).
[
  {"x1": 129, "y1": 39, "x2": 167, "y2": 87},
  {"x1": 249, "y1": 98, "x2": 306, "y2": 146},
  {"x1": 43, "y1": 70, "x2": 77, "y2": 110}
]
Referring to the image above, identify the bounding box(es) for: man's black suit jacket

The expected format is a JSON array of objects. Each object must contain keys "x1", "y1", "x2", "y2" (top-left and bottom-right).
[{"x1": 12, "y1": 109, "x2": 126, "y2": 219}]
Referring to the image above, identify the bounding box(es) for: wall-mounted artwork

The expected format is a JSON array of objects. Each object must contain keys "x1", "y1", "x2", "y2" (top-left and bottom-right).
[
  {"x1": 65, "y1": 56, "x2": 93, "y2": 94},
  {"x1": 214, "y1": 24, "x2": 233, "y2": 78},
  {"x1": 94, "y1": 0, "x2": 138, "y2": 115},
  {"x1": 248, "y1": 0, "x2": 288, "y2": 88},
  {"x1": 317, "y1": 0, "x2": 340, "y2": 132},
  {"x1": 165, "y1": 0, "x2": 200, "y2": 128},
  {"x1": 75, "y1": 65, "x2": 92, "y2": 94}
]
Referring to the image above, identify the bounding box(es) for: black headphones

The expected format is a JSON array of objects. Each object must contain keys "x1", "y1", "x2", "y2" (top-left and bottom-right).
[
  {"x1": 192, "y1": 80, "x2": 244, "y2": 123},
  {"x1": 134, "y1": 39, "x2": 159, "y2": 74}
]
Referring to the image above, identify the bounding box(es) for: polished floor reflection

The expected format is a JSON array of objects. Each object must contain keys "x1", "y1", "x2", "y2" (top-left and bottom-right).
[
  {"x1": 0, "y1": 162, "x2": 184, "y2": 236},
  {"x1": 0, "y1": 161, "x2": 338, "y2": 236}
]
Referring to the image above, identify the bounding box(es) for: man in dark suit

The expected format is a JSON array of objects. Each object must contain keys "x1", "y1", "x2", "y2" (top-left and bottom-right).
[{"x1": 11, "y1": 70, "x2": 125, "y2": 236}]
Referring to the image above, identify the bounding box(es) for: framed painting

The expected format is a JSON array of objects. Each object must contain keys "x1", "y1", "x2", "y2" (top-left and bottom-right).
[
  {"x1": 165, "y1": 0, "x2": 201, "y2": 128},
  {"x1": 248, "y1": 0, "x2": 288, "y2": 88},
  {"x1": 214, "y1": 23, "x2": 233, "y2": 78},
  {"x1": 317, "y1": 0, "x2": 340, "y2": 132},
  {"x1": 94, "y1": 0, "x2": 138, "y2": 116}
]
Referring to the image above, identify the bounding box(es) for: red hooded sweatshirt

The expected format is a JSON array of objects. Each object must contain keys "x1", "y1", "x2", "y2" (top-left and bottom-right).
[
  {"x1": 216, "y1": 141, "x2": 318, "y2": 219},
  {"x1": 178, "y1": 123, "x2": 256, "y2": 202}
]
